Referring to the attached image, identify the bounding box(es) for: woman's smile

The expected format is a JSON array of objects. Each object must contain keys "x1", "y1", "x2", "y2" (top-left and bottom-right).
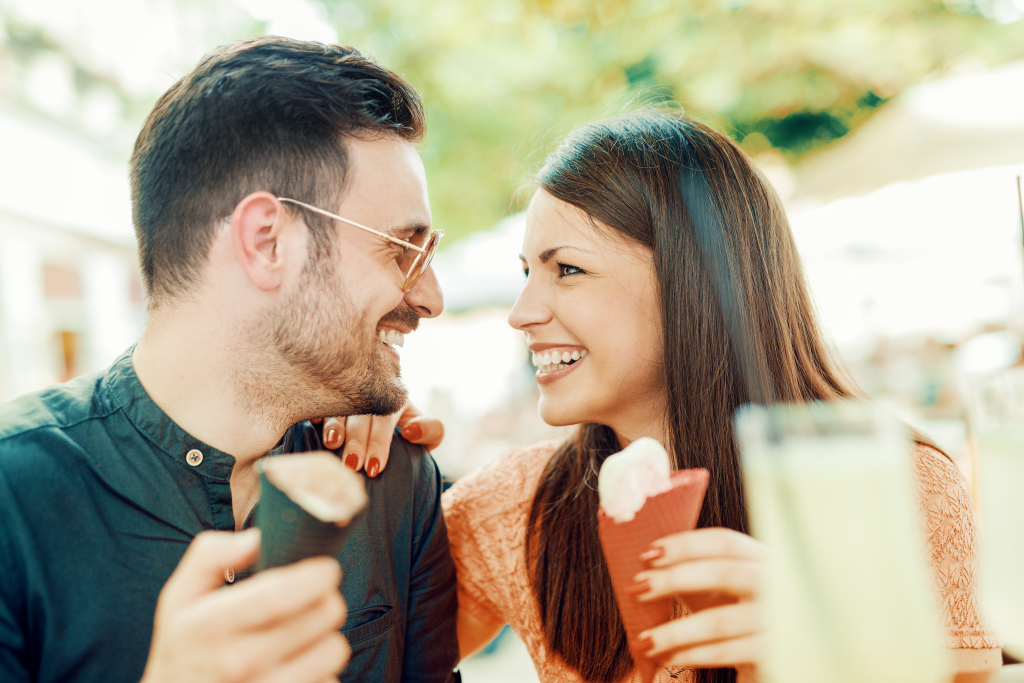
[{"x1": 531, "y1": 347, "x2": 589, "y2": 385}]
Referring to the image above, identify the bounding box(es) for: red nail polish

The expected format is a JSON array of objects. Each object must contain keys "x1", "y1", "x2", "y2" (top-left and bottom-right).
[
  {"x1": 326, "y1": 429, "x2": 337, "y2": 445},
  {"x1": 345, "y1": 454, "x2": 359, "y2": 471},
  {"x1": 640, "y1": 546, "x2": 665, "y2": 564},
  {"x1": 402, "y1": 423, "x2": 422, "y2": 441},
  {"x1": 625, "y1": 577, "x2": 651, "y2": 595},
  {"x1": 367, "y1": 458, "x2": 380, "y2": 478},
  {"x1": 637, "y1": 635, "x2": 655, "y2": 654}
]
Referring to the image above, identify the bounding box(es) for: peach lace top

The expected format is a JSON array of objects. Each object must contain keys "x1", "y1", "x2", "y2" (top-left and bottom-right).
[{"x1": 442, "y1": 440, "x2": 1002, "y2": 682}]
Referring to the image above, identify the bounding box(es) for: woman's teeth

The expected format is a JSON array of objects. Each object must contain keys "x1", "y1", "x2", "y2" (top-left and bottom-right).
[
  {"x1": 377, "y1": 329, "x2": 405, "y2": 347},
  {"x1": 532, "y1": 349, "x2": 587, "y2": 373}
]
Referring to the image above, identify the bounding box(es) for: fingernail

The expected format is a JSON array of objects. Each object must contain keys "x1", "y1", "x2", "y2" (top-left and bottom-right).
[
  {"x1": 326, "y1": 429, "x2": 337, "y2": 446},
  {"x1": 640, "y1": 546, "x2": 665, "y2": 564},
  {"x1": 625, "y1": 577, "x2": 651, "y2": 595},
  {"x1": 345, "y1": 454, "x2": 359, "y2": 471},
  {"x1": 637, "y1": 635, "x2": 656, "y2": 655},
  {"x1": 367, "y1": 458, "x2": 380, "y2": 478},
  {"x1": 402, "y1": 423, "x2": 422, "y2": 441}
]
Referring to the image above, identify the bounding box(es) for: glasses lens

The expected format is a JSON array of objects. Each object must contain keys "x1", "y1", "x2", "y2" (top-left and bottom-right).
[{"x1": 402, "y1": 229, "x2": 443, "y2": 291}]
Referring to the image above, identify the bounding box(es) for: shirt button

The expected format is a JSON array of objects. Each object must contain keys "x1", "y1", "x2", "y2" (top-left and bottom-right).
[{"x1": 185, "y1": 449, "x2": 203, "y2": 466}]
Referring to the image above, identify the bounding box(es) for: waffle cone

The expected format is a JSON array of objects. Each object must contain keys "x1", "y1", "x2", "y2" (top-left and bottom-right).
[
  {"x1": 253, "y1": 454, "x2": 366, "y2": 574},
  {"x1": 597, "y1": 468, "x2": 710, "y2": 683}
]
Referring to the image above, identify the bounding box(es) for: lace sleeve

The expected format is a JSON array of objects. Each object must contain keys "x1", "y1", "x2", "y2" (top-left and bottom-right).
[
  {"x1": 911, "y1": 445, "x2": 1001, "y2": 650},
  {"x1": 441, "y1": 441, "x2": 559, "y2": 626}
]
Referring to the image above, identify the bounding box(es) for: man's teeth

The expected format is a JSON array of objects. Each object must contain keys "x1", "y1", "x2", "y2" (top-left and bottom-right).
[
  {"x1": 531, "y1": 349, "x2": 587, "y2": 372},
  {"x1": 377, "y1": 329, "x2": 405, "y2": 348}
]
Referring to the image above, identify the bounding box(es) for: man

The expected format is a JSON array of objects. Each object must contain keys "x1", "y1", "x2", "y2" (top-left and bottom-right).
[{"x1": 0, "y1": 36, "x2": 458, "y2": 682}]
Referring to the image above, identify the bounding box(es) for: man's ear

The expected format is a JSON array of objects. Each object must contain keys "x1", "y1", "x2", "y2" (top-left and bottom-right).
[{"x1": 229, "y1": 192, "x2": 297, "y2": 292}]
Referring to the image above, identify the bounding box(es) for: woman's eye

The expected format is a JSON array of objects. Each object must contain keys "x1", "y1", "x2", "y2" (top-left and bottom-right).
[
  {"x1": 522, "y1": 268, "x2": 530, "y2": 279},
  {"x1": 558, "y1": 262, "x2": 584, "y2": 278}
]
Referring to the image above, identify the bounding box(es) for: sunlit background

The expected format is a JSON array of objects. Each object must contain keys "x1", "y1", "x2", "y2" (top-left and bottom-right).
[{"x1": 2, "y1": 1, "x2": 1024, "y2": 679}]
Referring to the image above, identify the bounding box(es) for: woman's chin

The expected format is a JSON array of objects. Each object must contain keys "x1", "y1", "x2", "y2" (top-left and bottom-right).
[{"x1": 537, "y1": 396, "x2": 591, "y2": 428}]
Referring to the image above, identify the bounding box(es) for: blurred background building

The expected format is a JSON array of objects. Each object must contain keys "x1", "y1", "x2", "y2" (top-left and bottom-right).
[{"x1": 2, "y1": 0, "x2": 1024, "y2": 679}]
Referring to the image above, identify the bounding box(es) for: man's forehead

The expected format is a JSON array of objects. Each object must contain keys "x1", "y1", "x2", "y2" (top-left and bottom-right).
[{"x1": 337, "y1": 136, "x2": 431, "y2": 239}]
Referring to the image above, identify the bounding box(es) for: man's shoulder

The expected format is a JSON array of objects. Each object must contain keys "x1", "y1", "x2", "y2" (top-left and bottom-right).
[
  {"x1": 390, "y1": 429, "x2": 441, "y2": 485},
  {"x1": 0, "y1": 372, "x2": 118, "y2": 500},
  {"x1": 287, "y1": 421, "x2": 440, "y2": 490},
  {"x1": 361, "y1": 429, "x2": 442, "y2": 510},
  {"x1": 0, "y1": 370, "x2": 113, "y2": 449}
]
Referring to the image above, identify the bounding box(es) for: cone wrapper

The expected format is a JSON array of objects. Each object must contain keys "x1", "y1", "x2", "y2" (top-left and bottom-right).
[
  {"x1": 254, "y1": 454, "x2": 367, "y2": 573},
  {"x1": 597, "y1": 468, "x2": 710, "y2": 683}
]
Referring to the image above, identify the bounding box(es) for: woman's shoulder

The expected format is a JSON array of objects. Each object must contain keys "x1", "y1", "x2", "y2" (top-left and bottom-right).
[
  {"x1": 909, "y1": 442, "x2": 1002, "y2": 652},
  {"x1": 910, "y1": 443, "x2": 968, "y2": 496},
  {"x1": 909, "y1": 443, "x2": 980, "y2": 555},
  {"x1": 909, "y1": 442, "x2": 976, "y2": 565},
  {"x1": 442, "y1": 438, "x2": 562, "y2": 521}
]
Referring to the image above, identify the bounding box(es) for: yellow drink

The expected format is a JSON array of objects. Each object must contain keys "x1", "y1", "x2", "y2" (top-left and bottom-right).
[
  {"x1": 738, "y1": 402, "x2": 949, "y2": 683},
  {"x1": 976, "y1": 426, "x2": 1024, "y2": 657}
]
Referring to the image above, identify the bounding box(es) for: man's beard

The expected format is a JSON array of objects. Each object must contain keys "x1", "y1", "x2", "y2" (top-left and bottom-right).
[{"x1": 242, "y1": 258, "x2": 413, "y2": 426}]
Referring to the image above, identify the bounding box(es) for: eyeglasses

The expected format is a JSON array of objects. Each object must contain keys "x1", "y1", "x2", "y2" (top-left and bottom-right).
[{"x1": 278, "y1": 197, "x2": 443, "y2": 292}]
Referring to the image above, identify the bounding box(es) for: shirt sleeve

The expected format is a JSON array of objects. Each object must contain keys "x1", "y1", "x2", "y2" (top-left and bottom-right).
[
  {"x1": 441, "y1": 441, "x2": 559, "y2": 628},
  {"x1": 0, "y1": 468, "x2": 32, "y2": 683},
  {"x1": 401, "y1": 444, "x2": 460, "y2": 683},
  {"x1": 911, "y1": 445, "x2": 1001, "y2": 653},
  {"x1": 441, "y1": 474, "x2": 506, "y2": 625}
]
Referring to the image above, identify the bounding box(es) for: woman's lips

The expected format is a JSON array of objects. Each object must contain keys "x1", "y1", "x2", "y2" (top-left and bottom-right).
[{"x1": 535, "y1": 353, "x2": 586, "y2": 385}]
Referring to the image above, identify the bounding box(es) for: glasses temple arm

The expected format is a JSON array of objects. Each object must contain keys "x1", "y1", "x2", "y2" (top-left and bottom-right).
[{"x1": 277, "y1": 197, "x2": 427, "y2": 254}]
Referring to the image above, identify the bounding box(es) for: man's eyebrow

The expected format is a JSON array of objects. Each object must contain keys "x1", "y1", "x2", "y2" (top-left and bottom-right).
[{"x1": 519, "y1": 245, "x2": 594, "y2": 264}]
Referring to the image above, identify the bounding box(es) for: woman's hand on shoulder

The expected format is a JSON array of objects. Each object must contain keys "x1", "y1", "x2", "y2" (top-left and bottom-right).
[
  {"x1": 631, "y1": 527, "x2": 766, "y2": 679},
  {"x1": 313, "y1": 401, "x2": 444, "y2": 478}
]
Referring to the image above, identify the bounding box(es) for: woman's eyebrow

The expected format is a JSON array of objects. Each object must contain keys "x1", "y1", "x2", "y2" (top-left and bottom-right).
[{"x1": 520, "y1": 245, "x2": 596, "y2": 264}]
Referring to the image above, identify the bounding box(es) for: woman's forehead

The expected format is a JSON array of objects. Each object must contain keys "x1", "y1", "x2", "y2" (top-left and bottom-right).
[
  {"x1": 523, "y1": 192, "x2": 648, "y2": 263},
  {"x1": 524, "y1": 191, "x2": 603, "y2": 249}
]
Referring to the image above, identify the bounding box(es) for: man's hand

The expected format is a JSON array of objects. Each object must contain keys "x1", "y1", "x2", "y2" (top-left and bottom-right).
[
  {"x1": 318, "y1": 401, "x2": 444, "y2": 478},
  {"x1": 141, "y1": 529, "x2": 349, "y2": 683}
]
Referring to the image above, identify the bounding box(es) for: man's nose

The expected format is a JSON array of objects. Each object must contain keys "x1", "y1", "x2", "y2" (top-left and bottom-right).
[{"x1": 404, "y1": 265, "x2": 443, "y2": 318}]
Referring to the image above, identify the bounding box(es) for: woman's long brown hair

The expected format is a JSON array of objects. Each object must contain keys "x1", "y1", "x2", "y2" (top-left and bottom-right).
[{"x1": 525, "y1": 112, "x2": 864, "y2": 683}]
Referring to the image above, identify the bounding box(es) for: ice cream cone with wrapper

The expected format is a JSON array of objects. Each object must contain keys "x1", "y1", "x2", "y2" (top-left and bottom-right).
[
  {"x1": 597, "y1": 438, "x2": 710, "y2": 683},
  {"x1": 254, "y1": 452, "x2": 368, "y2": 573}
]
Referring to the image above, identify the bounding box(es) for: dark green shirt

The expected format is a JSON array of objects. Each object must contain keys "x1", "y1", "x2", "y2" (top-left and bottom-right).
[{"x1": 0, "y1": 350, "x2": 459, "y2": 682}]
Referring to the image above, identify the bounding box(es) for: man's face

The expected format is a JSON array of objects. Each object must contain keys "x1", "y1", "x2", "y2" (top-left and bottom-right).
[{"x1": 258, "y1": 136, "x2": 442, "y2": 420}]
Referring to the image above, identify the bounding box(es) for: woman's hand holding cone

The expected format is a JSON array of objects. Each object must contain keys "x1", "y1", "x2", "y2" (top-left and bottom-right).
[{"x1": 631, "y1": 528, "x2": 766, "y2": 679}]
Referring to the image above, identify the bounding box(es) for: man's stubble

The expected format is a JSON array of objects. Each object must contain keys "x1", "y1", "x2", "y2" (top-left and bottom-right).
[{"x1": 239, "y1": 254, "x2": 411, "y2": 429}]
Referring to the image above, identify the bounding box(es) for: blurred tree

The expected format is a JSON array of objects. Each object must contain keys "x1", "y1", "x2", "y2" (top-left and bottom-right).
[
  {"x1": 319, "y1": 0, "x2": 1024, "y2": 240},
  {"x1": 2, "y1": 0, "x2": 1023, "y2": 241}
]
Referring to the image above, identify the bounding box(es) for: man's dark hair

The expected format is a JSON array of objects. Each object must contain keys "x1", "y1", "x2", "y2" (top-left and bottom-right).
[{"x1": 129, "y1": 36, "x2": 425, "y2": 306}]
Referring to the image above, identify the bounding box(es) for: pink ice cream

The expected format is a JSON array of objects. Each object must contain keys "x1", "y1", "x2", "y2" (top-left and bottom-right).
[
  {"x1": 598, "y1": 437, "x2": 673, "y2": 522},
  {"x1": 596, "y1": 438, "x2": 710, "y2": 683}
]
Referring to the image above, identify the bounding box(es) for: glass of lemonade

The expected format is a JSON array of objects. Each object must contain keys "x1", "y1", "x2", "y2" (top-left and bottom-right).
[
  {"x1": 736, "y1": 400, "x2": 949, "y2": 683},
  {"x1": 966, "y1": 368, "x2": 1024, "y2": 658}
]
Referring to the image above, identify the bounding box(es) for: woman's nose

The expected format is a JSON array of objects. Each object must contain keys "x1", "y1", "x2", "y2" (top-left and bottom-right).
[{"x1": 508, "y1": 278, "x2": 551, "y2": 331}]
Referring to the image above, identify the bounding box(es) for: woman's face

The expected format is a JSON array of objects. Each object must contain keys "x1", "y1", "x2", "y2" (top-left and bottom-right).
[{"x1": 509, "y1": 189, "x2": 666, "y2": 440}]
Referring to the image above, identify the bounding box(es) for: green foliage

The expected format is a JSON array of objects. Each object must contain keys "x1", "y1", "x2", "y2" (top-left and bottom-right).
[{"x1": 313, "y1": 0, "x2": 1024, "y2": 242}]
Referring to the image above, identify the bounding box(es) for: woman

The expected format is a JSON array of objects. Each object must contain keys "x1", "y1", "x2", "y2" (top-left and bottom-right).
[
  {"x1": 328, "y1": 110, "x2": 1000, "y2": 682},
  {"x1": 441, "y1": 111, "x2": 999, "y2": 683}
]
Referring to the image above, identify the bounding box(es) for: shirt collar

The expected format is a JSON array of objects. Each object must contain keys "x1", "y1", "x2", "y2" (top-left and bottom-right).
[{"x1": 103, "y1": 348, "x2": 241, "y2": 482}]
